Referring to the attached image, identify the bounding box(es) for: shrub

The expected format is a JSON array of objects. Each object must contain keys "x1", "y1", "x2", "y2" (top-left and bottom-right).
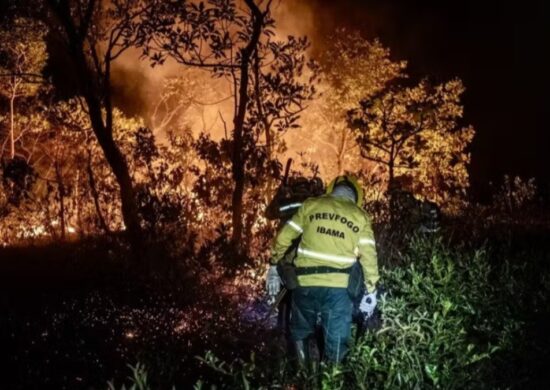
[
  {"x1": 190, "y1": 237, "x2": 522, "y2": 389},
  {"x1": 342, "y1": 237, "x2": 519, "y2": 389},
  {"x1": 107, "y1": 236, "x2": 541, "y2": 389}
]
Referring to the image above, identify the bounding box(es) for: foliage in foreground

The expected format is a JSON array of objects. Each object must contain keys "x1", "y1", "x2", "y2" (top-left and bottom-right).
[
  {"x1": 341, "y1": 238, "x2": 518, "y2": 389},
  {"x1": 110, "y1": 237, "x2": 541, "y2": 389}
]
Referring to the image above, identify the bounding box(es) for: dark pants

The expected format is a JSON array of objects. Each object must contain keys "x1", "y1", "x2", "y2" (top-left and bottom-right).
[{"x1": 290, "y1": 287, "x2": 353, "y2": 363}]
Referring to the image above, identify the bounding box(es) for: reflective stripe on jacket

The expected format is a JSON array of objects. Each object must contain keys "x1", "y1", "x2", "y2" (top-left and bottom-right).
[{"x1": 271, "y1": 194, "x2": 379, "y2": 291}]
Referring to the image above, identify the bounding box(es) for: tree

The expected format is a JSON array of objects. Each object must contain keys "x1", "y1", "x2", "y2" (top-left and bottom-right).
[
  {"x1": 349, "y1": 79, "x2": 474, "y2": 209},
  {"x1": 0, "y1": 17, "x2": 48, "y2": 160},
  {"x1": 138, "y1": 0, "x2": 317, "y2": 248},
  {"x1": 289, "y1": 29, "x2": 406, "y2": 178},
  {"x1": 136, "y1": 0, "x2": 266, "y2": 248},
  {"x1": 45, "y1": 98, "x2": 113, "y2": 236},
  {"x1": 44, "y1": 0, "x2": 147, "y2": 255}
]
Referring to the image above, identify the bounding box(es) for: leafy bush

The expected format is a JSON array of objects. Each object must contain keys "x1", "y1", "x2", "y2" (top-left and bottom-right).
[
  {"x1": 107, "y1": 363, "x2": 150, "y2": 390},
  {"x1": 492, "y1": 175, "x2": 538, "y2": 216},
  {"x1": 342, "y1": 237, "x2": 519, "y2": 389},
  {"x1": 186, "y1": 237, "x2": 523, "y2": 389}
]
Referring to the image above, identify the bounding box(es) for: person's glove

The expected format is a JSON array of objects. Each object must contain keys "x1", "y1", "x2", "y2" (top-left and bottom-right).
[
  {"x1": 265, "y1": 265, "x2": 282, "y2": 297},
  {"x1": 359, "y1": 290, "x2": 377, "y2": 318}
]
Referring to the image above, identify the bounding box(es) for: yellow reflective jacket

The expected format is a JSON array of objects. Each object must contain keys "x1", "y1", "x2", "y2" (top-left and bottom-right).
[{"x1": 271, "y1": 194, "x2": 379, "y2": 292}]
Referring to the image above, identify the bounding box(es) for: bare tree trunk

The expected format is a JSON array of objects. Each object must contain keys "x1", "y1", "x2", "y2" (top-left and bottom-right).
[
  {"x1": 231, "y1": 132, "x2": 246, "y2": 248},
  {"x1": 87, "y1": 151, "x2": 110, "y2": 235},
  {"x1": 253, "y1": 49, "x2": 275, "y2": 203},
  {"x1": 92, "y1": 116, "x2": 140, "y2": 246},
  {"x1": 75, "y1": 169, "x2": 83, "y2": 238},
  {"x1": 264, "y1": 131, "x2": 275, "y2": 203},
  {"x1": 9, "y1": 86, "x2": 16, "y2": 159},
  {"x1": 388, "y1": 159, "x2": 395, "y2": 190},
  {"x1": 387, "y1": 143, "x2": 398, "y2": 223},
  {"x1": 230, "y1": 0, "x2": 264, "y2": 248},
  {"x1": 388, "y1": 142, "x2": 396, "y2": 191},
  {"x1": 55, "y1": 161, "x2": 66, "y2": 241},
  {"x1": 48, "y1": 0, "x2": 142, "y2": 256},
  {"x1": 336, "y1": 127, "x2": 348, "y2": 176}
]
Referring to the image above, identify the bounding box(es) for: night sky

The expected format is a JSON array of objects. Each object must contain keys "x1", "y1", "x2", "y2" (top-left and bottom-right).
[{"x1": 303, "y1": 0, "x2": 549, "y2": 200}]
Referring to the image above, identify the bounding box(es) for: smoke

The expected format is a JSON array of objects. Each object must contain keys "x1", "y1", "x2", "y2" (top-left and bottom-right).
[
  {"x1": 108, "y1": 0, "x2": 386, "y2": 181},
  {"x1": 110, "y1": 0, "x2": 322, "y2": 139},
  {"x1": 106, "y1": 0, "x2": 391, "y2": 179},
  {"x1": 112, "y1": 47, "x2": 233, "y2": 140},
  {"x1": 271, "y1": 0, "x2": 316, "y2": 41},
  {"x1": 111, "y1": 48, "x2": 182, "y2": 124}
]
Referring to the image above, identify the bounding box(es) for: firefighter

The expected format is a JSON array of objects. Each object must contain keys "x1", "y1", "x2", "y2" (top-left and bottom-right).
[{"x1": 266, "y1": 175, "x2": 380, "y2": 364}]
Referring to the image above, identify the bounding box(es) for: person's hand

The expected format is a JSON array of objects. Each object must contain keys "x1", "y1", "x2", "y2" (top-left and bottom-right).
[
  {"x1": 266, "y1": 265, "x2": 281, "y2": 297},
  {"x1": 359, "y1": 291, "x2": 377, "y2": 318}
]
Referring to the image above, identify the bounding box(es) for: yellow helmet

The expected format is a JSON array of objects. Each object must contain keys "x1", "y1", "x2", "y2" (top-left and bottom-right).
[{"x1": 326, "y1": 175, "x2": 364, "y2": 208}]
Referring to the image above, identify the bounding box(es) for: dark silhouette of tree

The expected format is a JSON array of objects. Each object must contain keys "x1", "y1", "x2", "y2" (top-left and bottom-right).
[
  {"x1": 137, "y1": 0, "x2": 317, "y2": 250},
  {"x1": 248, "y1": 35, "x2": 319, "y2": 198},
  {"x1": 297, "y1": 29, "x2": 405, "y2": 178},
  {"x1": 349, "y1": 79, "x2": 474, "y2": 211},
  {"x1": 44, "y1": 0, "x2": 147, "y2": 255}
]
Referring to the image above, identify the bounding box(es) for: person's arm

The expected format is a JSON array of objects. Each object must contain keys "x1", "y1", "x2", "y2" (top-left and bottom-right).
[
  {"x1": 357, "y1": 216, "x2": 379, "y2": 292},
  {"x1": 270, "y1": 202, "x2": 307, "y2": 265}
]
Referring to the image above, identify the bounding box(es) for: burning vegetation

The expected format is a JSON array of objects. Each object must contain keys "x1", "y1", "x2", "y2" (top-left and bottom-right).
[
  {"x1": 0, "y1": 1, "x2": 477, "y2": 247},
  {"x1": 0, "y1": 1, "x2": 549, "y2": 389}
]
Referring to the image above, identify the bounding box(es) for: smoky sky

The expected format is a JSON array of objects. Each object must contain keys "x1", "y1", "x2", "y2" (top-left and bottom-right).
[{"x1": 297, "y1": 0, "x2": 549, "y2": 199}]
